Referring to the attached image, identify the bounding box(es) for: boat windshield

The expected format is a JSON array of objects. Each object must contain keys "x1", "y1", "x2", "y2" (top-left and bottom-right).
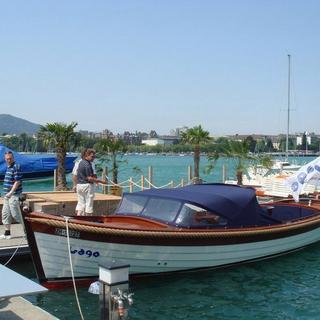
[
  {"x1": 175, "y1": 203, "x2": 227, "y2": 227},
  {"x1": 116, "y1": 194, "x2": 148, "y2": 215},
  {"x1": 116, "y1": 194, "x2": 228, "y2": 227},
  {"x1": 115, "y1": 194, "x2": 182, "y2": 223}
]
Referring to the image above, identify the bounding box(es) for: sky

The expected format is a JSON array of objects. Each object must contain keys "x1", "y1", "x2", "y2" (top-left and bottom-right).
[{"x1": 0, "y1": 0, "x2": 320, "y2": 136}]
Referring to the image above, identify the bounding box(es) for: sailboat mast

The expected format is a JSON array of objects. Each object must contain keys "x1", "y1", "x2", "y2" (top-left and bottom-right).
[{"x1": 286, "y1": 54, "x2": 291, "y2": 159}]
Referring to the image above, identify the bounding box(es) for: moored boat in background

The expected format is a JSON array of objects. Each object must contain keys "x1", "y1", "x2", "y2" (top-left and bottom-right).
[{"x1": 0, "y1": 144, "x2": 77, "y2": 181}]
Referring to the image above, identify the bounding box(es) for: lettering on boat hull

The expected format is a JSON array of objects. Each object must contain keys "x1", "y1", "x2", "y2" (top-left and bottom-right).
[{"x1": 54, "y1": 228, "x2": 80, "y2": 239}]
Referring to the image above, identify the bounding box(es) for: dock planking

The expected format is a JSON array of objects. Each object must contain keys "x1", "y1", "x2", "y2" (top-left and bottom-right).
[
  {"x1": 0, "y1": 224, "x2": 29, "y2": 258},
  {"x1": 0, "y1": 296, "x2": 58, "y2": 320}
]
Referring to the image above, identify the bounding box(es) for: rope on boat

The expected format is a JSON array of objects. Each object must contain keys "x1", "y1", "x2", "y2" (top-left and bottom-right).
[
  {"x1": 64, "y1": 216, "x2": 85, "y2": 320},
  {"x1": 27, "y1": 215, "x2": 320, "y2": 238},
  {"x1": 3, "y1": 236, "x2": 25, "y2": 266}
]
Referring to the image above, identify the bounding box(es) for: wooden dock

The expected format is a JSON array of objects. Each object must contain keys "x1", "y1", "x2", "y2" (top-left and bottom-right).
[
  {"x1": 0, "y1": 224, "x2": 28, "y2": 258},
  {"x1": 0, "y1": 248, "x2": 57, "y2": 320},
  {"x1": 1, "y1": 296, "x2": 59, "y2": 319},
  {"x1": 0, "y1": 191, "x2": 121, "y2": 224},
  {"x1": 24, "y1": 191, "x2": 121, "y2": 216}
]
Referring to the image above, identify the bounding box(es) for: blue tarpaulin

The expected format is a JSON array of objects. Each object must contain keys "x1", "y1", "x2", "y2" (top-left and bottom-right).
[{"x1": 0, "y1": 144, "x2": 77, "y2": 180}]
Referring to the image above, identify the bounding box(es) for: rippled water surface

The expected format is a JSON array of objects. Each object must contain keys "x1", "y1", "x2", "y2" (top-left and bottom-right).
[{"x1": 10, "y1": 242, "x2": 320, "y2": 320}]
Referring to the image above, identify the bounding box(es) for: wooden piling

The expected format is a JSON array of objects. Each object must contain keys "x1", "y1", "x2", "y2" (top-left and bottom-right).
[
  {"x1": 148, "y1": 166, "x2": 153, "y2": 188},
  {"x1": 53, "y1": 169, "x2": 57, "y2": 191},
  {"x1": 102, "y1": 167, "x2": 108, "y2": 194},
  {"x1": 129, "y1": 177, "x2": 133, "y2": 193},
  {"x1": 188, "y1": 165, "x2": 192, "y2": 183},
  {"x1": 222, "y1": 164, "x2": 226, "y2": 183}
]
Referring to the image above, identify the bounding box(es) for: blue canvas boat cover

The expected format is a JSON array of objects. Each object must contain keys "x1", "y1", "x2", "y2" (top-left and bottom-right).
[
  {"x1": 0, "y1": 144, "x2": 76, "y2": 177},
  {"x1": 133, "y1": 183, "x2": 264, "y2": 227}
]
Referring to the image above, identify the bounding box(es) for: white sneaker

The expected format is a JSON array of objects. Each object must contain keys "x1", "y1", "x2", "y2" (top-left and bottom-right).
[{"x1": 0, "y1": 234, "x2": 11, "y2": 240}]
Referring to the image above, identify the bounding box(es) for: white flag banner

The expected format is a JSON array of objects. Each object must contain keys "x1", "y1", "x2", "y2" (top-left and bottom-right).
[{"x1": 286, "y1": 157, "x2": 320, "y2": 202}]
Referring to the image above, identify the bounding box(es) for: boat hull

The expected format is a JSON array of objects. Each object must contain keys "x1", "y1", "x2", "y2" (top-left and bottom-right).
[{"x1": 23, "y1": 213, "x2": 320, "y2": 284}]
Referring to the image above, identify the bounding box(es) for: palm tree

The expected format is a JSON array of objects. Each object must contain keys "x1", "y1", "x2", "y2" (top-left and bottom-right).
[
  {"x1": 210, "y1": 140, "x2": 253, "y2": 185},
  {"x1": 95, "y1": 138, "x2": 128, "y2": 184},
  {"x1": 38, "y1": 122, "x2": 78, "y2": 190},
  {"x1": 180, "y1": 125, "x2": 212, "y2": 184}
]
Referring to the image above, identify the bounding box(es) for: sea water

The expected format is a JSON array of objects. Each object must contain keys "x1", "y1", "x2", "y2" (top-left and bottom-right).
[
  {"x1": 11, "y1": 245, "x2": 320, "y2": 320},
  {"x1": 8, "y1": 154, "x2": 320, "y2": 320},
  {"x1": 22, "y1": 154, "x2": 314, "y2": 193}
]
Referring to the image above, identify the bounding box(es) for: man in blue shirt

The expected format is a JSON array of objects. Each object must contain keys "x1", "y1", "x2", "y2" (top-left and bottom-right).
[{"x1": 1, "y1": 151, "x2": 23, "y2": 240}]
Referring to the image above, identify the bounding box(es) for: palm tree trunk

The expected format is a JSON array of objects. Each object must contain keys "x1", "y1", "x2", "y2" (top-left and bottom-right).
[
  {"x1": 236, "y1": 170, "x2": 243, "y2": 185},
  {"x1": 112, "y1": 154, "x2": 118, "y2": 184},
  {"x1": 56, "y1": 147, "x2": 67, "y2": 191},
  {"x1": 193, "y1": 145, "x2": 201, "y2": 184}
]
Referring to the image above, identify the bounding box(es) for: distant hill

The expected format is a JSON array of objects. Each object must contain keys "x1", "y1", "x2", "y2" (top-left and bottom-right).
[{"x1": 0, "y1": 114, "x2": 41, "y2": 135}]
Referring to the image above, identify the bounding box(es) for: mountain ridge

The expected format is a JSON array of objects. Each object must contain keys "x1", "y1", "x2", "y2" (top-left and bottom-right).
[{"x1": 0, "y1": 114, "x2": 41, "y2": 135}]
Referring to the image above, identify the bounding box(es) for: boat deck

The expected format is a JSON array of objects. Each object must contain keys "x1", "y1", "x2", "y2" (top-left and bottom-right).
[{"x1": 24, "y1": 191, "x2": 121, "y2": 216}]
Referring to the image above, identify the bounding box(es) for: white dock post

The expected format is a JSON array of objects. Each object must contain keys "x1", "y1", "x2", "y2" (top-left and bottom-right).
[
  {"x1": 222, "y1": 164, "x2": 226, "y2": 183},
  {"x1": 102, "y1": 167, "x2": 108, "y2": 194},
  {"x1": 97, "y1": 262, "x2": 132, "y2": 320},
  {"x1": 141, "y1": 175, "x2": 144, "y2": 191},
  {"x1": 148, "y1": 166, "x2": 153, "y2": 188},
  {"x1": 129, "y1": 177, "x2": 133, "y2": 193},
  {"x1": 53, "y1": 169, "x2": 57, "y2": 191}
]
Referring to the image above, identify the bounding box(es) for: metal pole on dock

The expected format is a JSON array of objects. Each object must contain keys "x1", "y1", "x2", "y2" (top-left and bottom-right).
[
  {"x1": 129, "y1": 177, "x2": 133, "y2": 193},
  {"x1": 141, "y1": 175, "x2": 144, "y2": 191},
  {"x1": 148, "y1": 166, "x2": 153, "y2": 188},
  {"x1": 181, "y1": 178, "x2": 184, "y2": 187}
]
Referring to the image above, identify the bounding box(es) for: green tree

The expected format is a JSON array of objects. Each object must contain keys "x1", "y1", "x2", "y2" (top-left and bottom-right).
[
  {"x1": 255, "y1": 140, "x2": 266, "y2": 153},
  {"x1": 244, "y1": 136, "x2": 257, "y2": 153},
  {"x1": 278, "y1": 135, "x2": 295, "y2": 152},
  {"x1": 38, "y1": 122, "x2": 78, "y2": 190},
  {"x1": 265, "y1": 138, "x2": 274, "y2": 152},
  {"x1": 210, "y1": 140, "x2": 253, "y2": 185},
  {"x1": 180, "y1": 125, "x2": 212, "y2": 183},
  {"x1": 95, "y1": 138, "x2": 128, "y2": 184}
]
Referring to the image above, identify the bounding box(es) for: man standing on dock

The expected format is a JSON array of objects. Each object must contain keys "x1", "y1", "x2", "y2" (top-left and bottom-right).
[
  {"x1": 0, "y1": 151, "x2": 23, "y2": 240},
  {"x1": 76, "y1": 149, "x2": 105, "y2": 216}
]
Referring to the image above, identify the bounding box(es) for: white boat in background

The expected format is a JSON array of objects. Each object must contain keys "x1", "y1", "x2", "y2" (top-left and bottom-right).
[
  {"x1": 226, "y1": 157, "x2": 319, "y2": 199},
  {"x1": 226, "y1": 55, "x2": 315, "y2": 198}
]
